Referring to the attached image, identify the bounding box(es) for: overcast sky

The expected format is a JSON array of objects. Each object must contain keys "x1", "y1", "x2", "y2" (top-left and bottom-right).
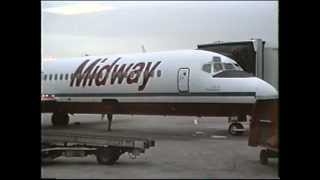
[{"x1": 41, "y1": 1, "x2": 278, "y2": 59}]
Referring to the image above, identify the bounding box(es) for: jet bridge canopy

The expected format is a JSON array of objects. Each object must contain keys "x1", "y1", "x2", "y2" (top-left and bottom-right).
[{"x1": 197, "y1": 41, "x2": 257, "y2": 75}]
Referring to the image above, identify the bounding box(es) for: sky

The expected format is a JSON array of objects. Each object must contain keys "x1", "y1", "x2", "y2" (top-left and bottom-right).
[{"x1": 41, "y1": 1, "x2": 278, "y2": 59}]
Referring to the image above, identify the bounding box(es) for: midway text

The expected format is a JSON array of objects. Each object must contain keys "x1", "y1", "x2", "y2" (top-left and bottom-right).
[{"x1": 70, "y1": 57, "x2": 162, "y2": 91}]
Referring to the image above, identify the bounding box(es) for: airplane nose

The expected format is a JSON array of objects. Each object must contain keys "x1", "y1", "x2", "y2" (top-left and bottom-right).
[{"x1": 254, "y1": 78, "x2": 278, "y2": 100}]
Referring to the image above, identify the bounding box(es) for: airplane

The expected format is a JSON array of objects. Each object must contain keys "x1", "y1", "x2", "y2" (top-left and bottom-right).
[{"x1": 41, "y1": 49, "x2": 278, "y2": 135}]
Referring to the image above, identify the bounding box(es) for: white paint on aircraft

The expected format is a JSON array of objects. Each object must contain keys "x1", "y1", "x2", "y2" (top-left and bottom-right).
[{"x1": 41, "y1": 49, "x2": 278, "y2": 104}]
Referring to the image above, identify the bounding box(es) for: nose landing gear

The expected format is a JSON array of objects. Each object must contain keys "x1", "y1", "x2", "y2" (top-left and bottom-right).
[
  {"x1": 100, "y1": 113, "x2": 114, "y2": 131},
  {"x1": 107, "y1": 114, "x2": 113, "y2": 131},
  {"x1": 228, "y1": 122, "x2": 245, "y2": 136},
  {"x1": 228, "y1": 115, "x2": 247, "y2": 136}
]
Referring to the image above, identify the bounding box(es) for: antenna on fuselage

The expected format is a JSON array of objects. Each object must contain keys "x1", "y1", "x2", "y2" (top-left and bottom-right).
[
  {"x1": 213, "y1": 40, "x2": 224, "y2": 44},
  {"x1": 141, "y1": 45, "x2": 146, "y2": 53}
]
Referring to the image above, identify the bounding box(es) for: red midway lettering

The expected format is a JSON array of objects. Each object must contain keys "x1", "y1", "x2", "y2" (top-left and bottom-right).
[{"x1": 70, "y1": 57, "x2": 162, "y2": 91}]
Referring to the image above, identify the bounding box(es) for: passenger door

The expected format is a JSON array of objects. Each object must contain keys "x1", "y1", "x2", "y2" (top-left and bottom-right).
[{"x1": 177, "y1": 68, "x2": 190, "y2": 93}]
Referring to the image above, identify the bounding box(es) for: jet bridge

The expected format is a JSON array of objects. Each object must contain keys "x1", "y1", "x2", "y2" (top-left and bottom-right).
[
  {"x1": 197, "y1": 38, "x2": 278, "y2": 136},
  {"x1": 197, "y1": 38, "x2": 278, "y2": 90},
  {"x1": 197, "y1": 39, "x2": 279, "y2": 164}
]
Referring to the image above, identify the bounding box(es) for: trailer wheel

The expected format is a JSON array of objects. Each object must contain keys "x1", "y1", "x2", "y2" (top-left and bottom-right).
[
  {"x1": 52, "y1": 113, "x2": 69, "y2": 126},
  {"x1": 228, "y1": 123, "x2": 244, "y2": 136},
  {"x1": 260, "y1": 149, "x2": 269, "y2": 165},
  {"x1": 96, "y1": 147, "x2": 120, "y2": 165}
]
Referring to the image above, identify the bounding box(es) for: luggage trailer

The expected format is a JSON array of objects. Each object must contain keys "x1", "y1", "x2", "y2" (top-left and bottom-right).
[{"x1": 41, "y1": 130, "x2": 155, "y2": 165}]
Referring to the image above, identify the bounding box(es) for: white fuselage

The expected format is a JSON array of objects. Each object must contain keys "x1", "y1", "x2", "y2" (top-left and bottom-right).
[{"x1": 41, "y1": 50, "x2": 278, "y2": 104}]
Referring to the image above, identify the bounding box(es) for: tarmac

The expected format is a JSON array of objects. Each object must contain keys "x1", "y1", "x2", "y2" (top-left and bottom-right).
[{"x1": 41, "y1": 114, "x2": 279, "y2": 179}]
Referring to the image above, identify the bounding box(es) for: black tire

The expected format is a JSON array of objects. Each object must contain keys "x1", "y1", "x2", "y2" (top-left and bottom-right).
[
  {"x1": 52, "y1": 113, "x2": 69, "y2": 126},
  {"x1": 96, "y1": 147, "x2": 120, "y2": 165},
  {"x1": 235, "y1": 123, "x2": 244, "y2": 135},
  {"x1": 228, "y1": 123, "x2": 244, "y2": 136},
  {"x1": 260, "y1": 149, "x2": 269, "y2": 165}
]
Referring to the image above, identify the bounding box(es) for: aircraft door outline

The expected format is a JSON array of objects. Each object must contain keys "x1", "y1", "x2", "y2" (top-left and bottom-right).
[{"x1": 177, "y1": 68, "x2": 190, "y2": 93}]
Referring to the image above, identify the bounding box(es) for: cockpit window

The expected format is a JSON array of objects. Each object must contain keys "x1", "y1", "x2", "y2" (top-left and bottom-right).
[
  {"x1": 223, "y1": 63, "x2": 235, "y2": 70},
  {"x1": 202, "y1": 64, "x2": 212, "y2": 73},
  {"x1": 233, "y1": 63, "x2": 243, "y2": 71},
  {"x1": 203, "y1": 57, "x2": 244, "y2": 75},
  {"x1": 212, "y1": 56, "x2": 221, "y2": 63},
  {"x1": 214, "y1": 63, "x2": 223, "y2": 72}
]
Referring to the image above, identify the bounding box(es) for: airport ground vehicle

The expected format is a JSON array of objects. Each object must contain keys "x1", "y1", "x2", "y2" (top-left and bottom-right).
[
  {"x1": 41, "y1": 129, "x2": 155, "y2": 165},
  {"x1": 247, "y1": 100, "x2": 278, "y2": 165}
]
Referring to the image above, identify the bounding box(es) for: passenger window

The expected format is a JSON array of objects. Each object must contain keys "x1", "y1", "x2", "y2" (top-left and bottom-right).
[
  {"x1": 44, "y1": 74, "x2": 47, "y2": 81},
  {"x1": 214, "y1": 63, "x2": 223, "y2": 72},
  {"x1": 202, "y1": 64, "x2": 212, "y2": 73},
  {"x1": 60, "y1": 74, "x2": 63, "y2": 80},
  {"x1": 49, "y1": 74, "x2": 52, "y2": 81},
  {"x1": 65, "y1": 74, "x2": 68, "y2": 80},
  {"x1": 54, "y1": 74, "x2": 58, "y2": 80}
]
